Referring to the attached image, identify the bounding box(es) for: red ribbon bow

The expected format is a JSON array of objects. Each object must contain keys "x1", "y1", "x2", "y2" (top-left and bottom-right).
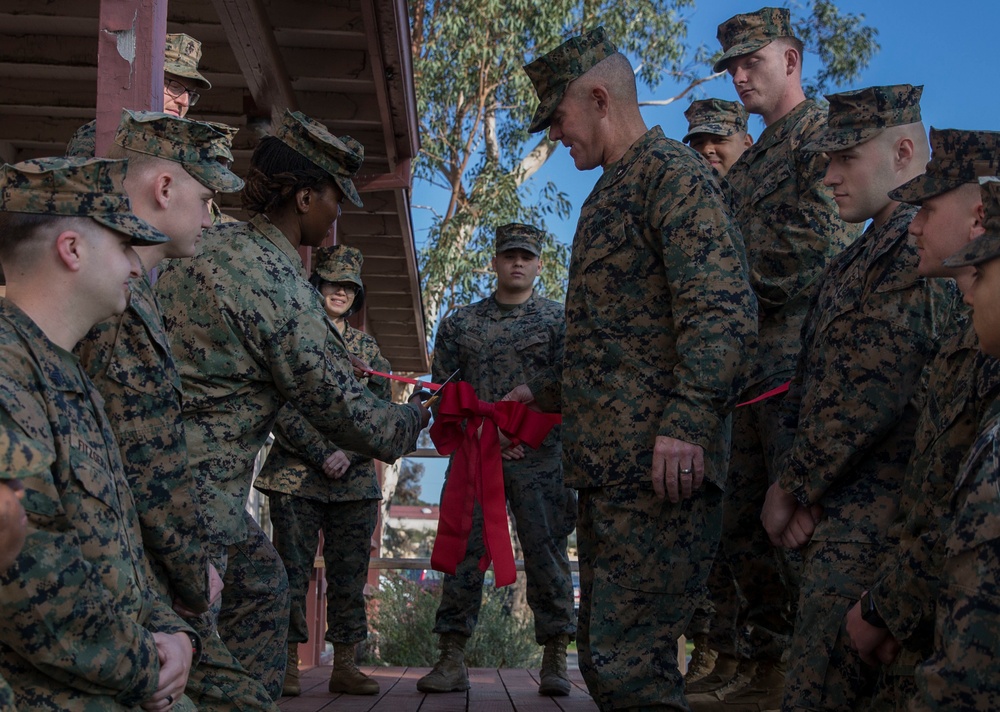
[{"x1": 429, "y1": 381, "x2": 561, "y2": 587}]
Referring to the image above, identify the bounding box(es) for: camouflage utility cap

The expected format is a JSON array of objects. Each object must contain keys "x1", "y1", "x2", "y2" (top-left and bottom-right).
[
  {"x1": 803, "y1": 84, "x2": 923, "y2": 153},
  {"x1": 65, "y1": 122, "x2": 96, "y2": 158},
  {"x1": 275, "y1": 110, "x2": 365, "y2": 208},
  {"x1": 523, "y1": 27, "x2": 618, "y2": 134},
  {"x1": 114, "y1": 109, "x2": 244, "y2": 192},
  {"x1": 313, "y1": 244, "x2": 364, "y2": 288},
  {"x1": 165, "y1": 32, "x2": 211, "y2": 89},
  {"x1": 944, "y1": 180, "x2": 1000, "y2": 268},
  {"x1": 0, "y1": 157, "x2": 169, "y2": 245},
  {"x1": 890, "y1": 128, "x2": 1000, "y2": 205},
  {"x1": 683, "y1": 98, "x2": 749, "y2": 143},
  {"x1": 495, "y1": 222, "x2": 544, "y2": 256},
  {"x1": 714, "y1": 7, "x2": 795, "y2": 73}
]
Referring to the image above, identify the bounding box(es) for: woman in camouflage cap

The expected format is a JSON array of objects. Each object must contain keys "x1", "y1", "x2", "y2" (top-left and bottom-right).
[{"x1": 255, "y1": 244, "x2": 389, "y2": 697}]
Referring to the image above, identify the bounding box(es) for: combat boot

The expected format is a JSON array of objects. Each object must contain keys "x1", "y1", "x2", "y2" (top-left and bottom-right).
[
  {"x1": 684, "y1": 634, "x2": 720, "y2": 685},
  {"x1": 416, "y1": 632, "x2": 471, "y2": 693},
  {"x1": 687, "y1": 659, "x2": 757, "y2": 709},
  {"x1": 715, "y1": 659, "x2": 786, "y2": 711},
  {"x1": 538, "y1": 634, "x2": 571, "y2": 696},
  {"x1": 282, "y1": 642, "x2": 301, "y2": 697},
  {"x1": 328, "y1": 643, "x2": 379, "y2": 695},
  {"x1": 686, "y1": 653, "x2": 740, "y2": 694}
]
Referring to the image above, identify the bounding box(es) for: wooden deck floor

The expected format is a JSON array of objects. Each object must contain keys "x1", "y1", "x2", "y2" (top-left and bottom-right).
[{"x1": 279, "y1": 665, "x2": 599, "y2": 711}]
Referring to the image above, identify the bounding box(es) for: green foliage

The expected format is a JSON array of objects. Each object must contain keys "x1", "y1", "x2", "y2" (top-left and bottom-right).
[
  {"x1": 794, "y1": 0, "x2": 880, "y2": 99},
  {"x1": 411, "y1": 0, "x2": 880, "y2": 335},
  {"x1": 366, "y1": 574, "x2": 541, "y2": 668},
  {"x1": 391, "y1": 459, "x2": 428, "y2": 506}
]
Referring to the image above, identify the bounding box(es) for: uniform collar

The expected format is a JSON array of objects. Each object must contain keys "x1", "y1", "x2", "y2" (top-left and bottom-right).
[
  {"x1": 250, "y1": 214, "x2": 308, "y2": 278},
  {"x1": 591, "y1": 126, "x2": 665, "y2": 197}
]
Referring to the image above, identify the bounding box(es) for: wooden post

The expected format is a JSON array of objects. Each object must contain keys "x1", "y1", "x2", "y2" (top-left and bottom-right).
[{"x1": 95, "y1": 0, "x2": 167, "y2": 156}]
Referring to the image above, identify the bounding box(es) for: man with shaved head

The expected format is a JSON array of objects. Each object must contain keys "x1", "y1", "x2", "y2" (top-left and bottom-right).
[{"x1": 521, "y1": 27, "x2": 758, "y2": 709}]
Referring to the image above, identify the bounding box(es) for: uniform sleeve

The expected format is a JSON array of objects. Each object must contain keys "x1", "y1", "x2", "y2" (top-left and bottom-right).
[
  {"x1": 367, "y1": 346, "x2": 393, "y2": 402},
  {"x1": 431, "y1": 314, "x2": 460, "y2": 388},
  {"x1": 0, "y1": 411, "x2": 162, "y2": 706},
  {"x1": 656, "y1": 168, "x2": 759, "y2": 453},
  {"x1": 748, "y1": 137, "x2": 856, "y2": 311},
  {"x1": 266, "y1": 308, "x2": 421, "y2": 465},
  {"x1": 529, "y1": 305, "x2": 564, "y2": 412},
  {"x1": 272, "y1": 403, "x2": 340, "y2": 473},
  {"x1": 913, "y1": 425, "x2": 1000, "y2": 710}
]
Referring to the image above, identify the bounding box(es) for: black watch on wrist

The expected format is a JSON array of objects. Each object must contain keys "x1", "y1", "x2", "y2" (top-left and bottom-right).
[{"x1": 860, "y1": 590, "x2": 888, "y2": 629}]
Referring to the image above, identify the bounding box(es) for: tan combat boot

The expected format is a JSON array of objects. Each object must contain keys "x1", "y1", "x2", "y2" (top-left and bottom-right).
[
  {"x1": 687, "y1": 660, "x2": 757, "y2": 710},
  {"x1": 538, "y1": 634, "x2": 571, "y2": 696},
  {"x1": 716, "y1": 659, "x2": 786, "y2": 710},
  {"x1": 282, "y1": 642, "x2": 301, "y2": 697},
  {"x1": 416, "y1": 632, "x2": 471, "y2": 693},
  {"x1": 328, "y1": 642, "x2": 379, "y2": 695},
  {"x1": 684, "y1": 635, "x2": 720, "y2": 685},
  {"x1": 686, "y1": 653, "x2": 740, "y2": 694}
]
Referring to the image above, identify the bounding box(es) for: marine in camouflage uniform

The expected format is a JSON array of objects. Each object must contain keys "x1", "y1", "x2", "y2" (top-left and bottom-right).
[
  {"x1": 73, "y1": 112, "x2": 278, "y2": 711},
  {"x1": 0, "y1": 156, "x2": 200, "y2": 710},
  {"x1": 155, "y1": 110, "x2": 426, "y2": 701},
  {"x1": 680, "y1": 97, "x2": 754, "y2": 684},
  {"x1": 524, "y1": 28, "x2": 758, "y2": 710},
  {"x1": 690, "y1": 9, "x2": 861, "y2": 705},
  {"x1": 416, "y1": 223, "x2": 576, "y2": 697},
  {"x1": 66, "y1": 33, "x2": 212, "y2": 158},
  {"x1": 908, "y1": 181, "x2": 1000, "y2": 711},
  {"x1": 759, "y1": 86, "x2": 955, "y2": 711},
  {"x1": 254, "y1": 244, "x2": 389, "y2": 697},
  {"x1": 850, "y1": 129, "x2": 1000, "y2": 711}
]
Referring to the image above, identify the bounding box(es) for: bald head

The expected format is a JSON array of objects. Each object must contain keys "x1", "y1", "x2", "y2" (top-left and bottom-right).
[{"x1": 569, "y1": 52, "x2": 638, "y2": 106}]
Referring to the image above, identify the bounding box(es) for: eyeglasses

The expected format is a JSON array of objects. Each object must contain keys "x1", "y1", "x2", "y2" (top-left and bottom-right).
[
  {"x1": 328, "y1": 283, "x2": 357, "y2": 294},
  {"x1": 164, "y1": 78, "x2": 200, "y2": 106}
]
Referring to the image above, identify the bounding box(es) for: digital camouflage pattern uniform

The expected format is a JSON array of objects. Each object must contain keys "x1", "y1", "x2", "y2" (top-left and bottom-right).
[
  {"x1": 65, "y1": 33, "x2": 211, "y2": 159},
  {"x1": 710, "y1": 8, "x2": 862, "y2": 685},
  {"x1": 772, "y1": 86, "x2": 958, "y2": 711},
  {"x1": 525, "y1": 28, "x2": 758, "y2": 710},
  {"x1": 155, "y1": 110, "x2": 423, "y2": 701},
  {"x1": 72, "y1": 112, "x2": 277, "y2": 711},
  {"x1": 681, "y1": 96, "x2": 751, "y2": 666},
  {"x1": 0, "y1": 156, "x2": 200, "y2": 710},
  {"x1": 429, "y1": 224, "x2": 575, "y2": 647},
  {"x1": 254, "y1": 245, "x2": 388, "y2": 652},
  {"x1": 0, "y1": 420, "x2": 57, "y2": 712},
  {"x1": 865, "y1": 132, "x2": 1000, "y2": 711},
  {"x1": 909, "y1": 181, "x2": 1000, "y2": 711}
]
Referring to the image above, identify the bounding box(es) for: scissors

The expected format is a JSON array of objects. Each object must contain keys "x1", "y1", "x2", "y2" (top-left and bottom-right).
[{"x1": 421, "y1": 368, "x2": 460, "y2": 409}]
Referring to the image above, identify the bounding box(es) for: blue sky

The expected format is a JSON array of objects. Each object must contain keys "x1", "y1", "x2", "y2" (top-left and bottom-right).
[{"x1": 407, "y1": 0, "x2": 1000, "y2": 503}]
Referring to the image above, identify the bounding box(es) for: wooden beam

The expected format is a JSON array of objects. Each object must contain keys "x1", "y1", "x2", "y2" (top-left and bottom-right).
[
  {"x1": 211, "y1": 0, "x2": 296, "y2": 126},
  {"x1": 96, "y1": 0, "x2": 167, "y2": 155}
]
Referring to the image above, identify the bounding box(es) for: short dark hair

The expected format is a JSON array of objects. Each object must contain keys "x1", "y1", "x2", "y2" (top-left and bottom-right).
[
  {"x1": 242, "y1": 136, "x2": 334, "y2": 215},
  {"x1": 0, "y1": 212, "x2": 80, "y2": 265}
]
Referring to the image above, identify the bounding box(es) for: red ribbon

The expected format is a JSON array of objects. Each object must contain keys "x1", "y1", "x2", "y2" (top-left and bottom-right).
[
  {"x1": 360, "y1": 368, "x2": 444, "y2": 391},
  {"x1": 736, "y1": 381, "x2": 790, "y2": 408},
  {"x1": 429, "y1": 381, "x2": 561, "y2": 587}
]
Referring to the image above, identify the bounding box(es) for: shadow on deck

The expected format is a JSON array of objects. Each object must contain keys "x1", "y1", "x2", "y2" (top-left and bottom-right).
[{"x1": 279, "y1": 665, "x2": 599, "y2": 711}]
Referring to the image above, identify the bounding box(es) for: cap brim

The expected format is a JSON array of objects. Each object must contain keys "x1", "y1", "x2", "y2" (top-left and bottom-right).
[
  {"x1": 335, "y1": 176, "x2": 364, "y2": 208},
  {"x1": 92, "y1": 212, "x2": 171, "y2": 246},
  {"x1": 528, "y1": 87, "x2": 566, "y2": 134},
  {"x1": 888, "y1": 174, "x2": 967, "y2": 205},
  {"x1": 497, "y1": 241, "x2": 541, "y2": 257},
  {"x1": 713, "y1": 38, "x2": 774, "y2": 73},
  {"x1": 165, "y1": 65, "x2": 212, "y2": 90},
  {"x1": 315, "y1": 271, "x2": 364, "y2": 289},
  {"x1": 943, "y1": 232, "x2": 1000, "y2": 268},
  {"x1": 801, "y1": 127, "x2": 882, "y2": 154},
  {"x1": 683, "y1": 124, "x2": 739, "y2": 144},
  {"x1": 184, "y1": 162, "x2": 245, "y2": 193}
]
